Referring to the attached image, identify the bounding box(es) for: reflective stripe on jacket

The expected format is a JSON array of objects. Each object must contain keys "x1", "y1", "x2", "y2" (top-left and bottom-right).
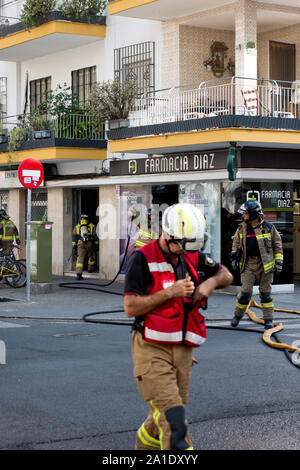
[
  {"x1": 0, "y1": 220, "x2": 20, "y2": 243},
  {"x1": 232, "y1": 220, "x2": 283, "y2": 273},
  {"x1": 135, "y1": 228, "x2": 160, "y2": 248},
  {"x1": 140, "y1": 240, "x2": 207, "y2": 348}
]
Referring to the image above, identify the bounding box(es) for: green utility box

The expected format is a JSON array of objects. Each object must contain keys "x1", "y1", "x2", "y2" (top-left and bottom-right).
[{"x1": 30, "y1": 221, "x2": 53, "y2": 283}]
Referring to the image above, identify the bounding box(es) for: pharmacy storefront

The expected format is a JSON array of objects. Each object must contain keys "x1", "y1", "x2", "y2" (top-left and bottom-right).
[{"x1": 110, "y1": 148, "x2": 294, "y2": 290}]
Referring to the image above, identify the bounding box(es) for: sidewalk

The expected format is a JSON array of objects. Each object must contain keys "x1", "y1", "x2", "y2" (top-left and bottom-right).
[{"x1": 0, "y1": 275, "x2": 299, "y2": 323}]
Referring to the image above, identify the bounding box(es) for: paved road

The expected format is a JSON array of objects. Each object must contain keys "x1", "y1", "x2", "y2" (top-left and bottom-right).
[{"x1": 0, "y1": 317, "x2": 299, "y2": 451}]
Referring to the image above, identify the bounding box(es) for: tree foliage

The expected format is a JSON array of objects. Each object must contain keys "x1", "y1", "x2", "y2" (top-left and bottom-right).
[{"x1": 87, "y1": 79, "x2": 138, "y2": 123}]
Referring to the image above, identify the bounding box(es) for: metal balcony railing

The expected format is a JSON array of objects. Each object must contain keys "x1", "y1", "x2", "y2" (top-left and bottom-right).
[
  {"x1": 0, "y1": 113, "x2": 105, "y2": 141},
  {"x1": 129, "y1": 76, "x2": 300, "y2": 127}
]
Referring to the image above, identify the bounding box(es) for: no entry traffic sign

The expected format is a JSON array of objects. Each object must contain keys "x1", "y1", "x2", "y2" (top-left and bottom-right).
[
  {"x1": 18, "y1": 158, "x2": 45, "y2": 303},
  {"x1": 18, "y1": 158, "x2": 44, "y2": 189}
]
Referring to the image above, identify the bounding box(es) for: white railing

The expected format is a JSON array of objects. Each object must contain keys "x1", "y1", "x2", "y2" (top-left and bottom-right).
[
  {"x1": 53, "y1": 114, "x2": 105, "y2": 140},
  {"x1": 129, "y1": 76, "x2": 300, "y2": 127},
  {"x1": 0, "y1": 113, "x2": 105, "y2": 140}
]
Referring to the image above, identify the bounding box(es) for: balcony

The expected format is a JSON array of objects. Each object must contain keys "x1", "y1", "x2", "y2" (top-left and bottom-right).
[
  {"x1": 0, "y1": 113, "x2": 107, "y2": 165},
  {"x1": 108, "y1": 0, "x2": 235, "y2": 20},
  {"x1": 0, "y1": 0, "x2": 106, "y2": 61},
  {"x1": 107, "y1": 76, "x2": 300, "y2": 154}
]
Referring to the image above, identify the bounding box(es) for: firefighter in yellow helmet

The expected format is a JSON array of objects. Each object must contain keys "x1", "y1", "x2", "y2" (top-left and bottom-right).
[
  {"x1": 0, "y1": 209, "x2": 20, "y2": 253},
  {"x1": 72, "y1": 214, "x2": 98, "y2": 280},
  {"x1": 124, "y1": 203, "x2": 233, "y2": 450}
]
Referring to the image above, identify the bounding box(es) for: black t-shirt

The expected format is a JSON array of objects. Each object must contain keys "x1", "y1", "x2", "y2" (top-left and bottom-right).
[
  {"x1": 246, "y1": 225, "x2": 260, "y2": 257},
  {"x1": 124, "y1": 241, "x2": 220, "y2": 296}
]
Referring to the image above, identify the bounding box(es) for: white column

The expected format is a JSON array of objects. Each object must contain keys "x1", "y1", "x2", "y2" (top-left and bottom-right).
[
  {"x1": 235, "y1": 0, "x2": 258, "y2": 114},
  {"x1": 47, "y1": 187, "x2": 73, "y2": 275},
  {"x1": 98, "y1": 185, "x2": 120, "y2": 280},
  {"x1": 235, "y1": 0, "x2": 257, "y2": 79}
]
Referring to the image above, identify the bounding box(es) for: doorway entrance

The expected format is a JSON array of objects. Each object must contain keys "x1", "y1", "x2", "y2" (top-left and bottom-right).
[{"x1": 72, "y1": 188, "x2": 99, "y2": 273}]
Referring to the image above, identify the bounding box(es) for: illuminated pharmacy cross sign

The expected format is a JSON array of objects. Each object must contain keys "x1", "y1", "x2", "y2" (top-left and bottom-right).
[{"x1": 18, "y1": 158, "x2": 44, "y2": 189}]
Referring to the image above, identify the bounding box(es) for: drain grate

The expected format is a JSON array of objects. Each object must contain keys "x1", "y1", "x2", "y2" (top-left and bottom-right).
[{"x1": 53, "y1": 332, "x2": 98, "y2": 338}]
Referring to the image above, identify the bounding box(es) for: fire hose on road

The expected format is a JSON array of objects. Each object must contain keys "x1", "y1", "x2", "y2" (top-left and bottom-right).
[{"x1": 59, "y1": 281, "x2": 300, "y2": 369}]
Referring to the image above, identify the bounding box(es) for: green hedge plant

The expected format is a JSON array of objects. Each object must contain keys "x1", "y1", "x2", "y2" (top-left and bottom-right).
[
  {"x1": 59, "y1": 0, "x2": 107, "y2": 20},
  {"x1": 20, "y1": 0, "x2": 57, "y2": 30}
]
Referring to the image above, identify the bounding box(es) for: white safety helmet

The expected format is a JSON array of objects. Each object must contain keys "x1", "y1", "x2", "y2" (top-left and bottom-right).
[{"x1": 162, "y1": 203, "x2": 206, "y2": 250}]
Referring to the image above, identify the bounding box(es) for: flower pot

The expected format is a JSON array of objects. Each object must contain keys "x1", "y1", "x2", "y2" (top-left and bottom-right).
[
  {"x1": 108, "y1": 119, "x2": 129, "y2": 130},
  {"x1": 0, "y1": 135, "x2": 8, "y2": 144},
  {"x1": 34, "y1": 130, "x2": 51, "y2": 139}
]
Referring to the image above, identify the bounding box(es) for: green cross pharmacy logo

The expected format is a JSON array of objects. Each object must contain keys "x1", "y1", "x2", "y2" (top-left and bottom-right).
[{"x1": 129, "y1": 160, "x2": 137, "y2": 174}]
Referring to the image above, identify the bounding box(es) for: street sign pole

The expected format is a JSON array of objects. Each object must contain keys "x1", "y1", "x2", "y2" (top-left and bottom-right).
[
  {"x1": 18, "y1": 158, "x2": 44, "y2": 303},
  {"x1": 26, "y1": 188, "x2": 31, "y2": 302}
]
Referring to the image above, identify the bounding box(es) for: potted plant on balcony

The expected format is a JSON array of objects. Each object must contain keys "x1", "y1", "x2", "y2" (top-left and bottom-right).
[
  {"x1": 88, "y1": 78, "x2": 138, "y2": 130},
  {"x1": 0, "y1": 121, "x2": 8, "y2": 144},
  {"x1": 20, "y1": 0, "x2": 57, "y2": 30},
  {"x1": 59, "y1": 0, "x2": 107, "y2": 23},
  {"x1": 27, "y1": 110, "x2": 53, "y2": 139},
  {"x1": 7, "y1": 117, "x2": 30, "y2": 165}
]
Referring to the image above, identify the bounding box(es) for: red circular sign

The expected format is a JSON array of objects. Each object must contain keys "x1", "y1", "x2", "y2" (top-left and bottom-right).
[{"x1": 18, "y1": 158, "x2": 44, "y2": 189}]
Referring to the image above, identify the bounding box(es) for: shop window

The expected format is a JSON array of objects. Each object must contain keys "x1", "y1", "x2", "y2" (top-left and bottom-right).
[
  {"x1": 179, "y1": 182, "x2": 221, "y2": 262},
  {"x1": 30, "y1": 76, "x2": 51, "y2": 111},
  {"x1": 114, "y1": 42, "x2": 155, "y2": 96},
  {"x1": 71, "y1": 66, "x2": 96, "y2": 108}
]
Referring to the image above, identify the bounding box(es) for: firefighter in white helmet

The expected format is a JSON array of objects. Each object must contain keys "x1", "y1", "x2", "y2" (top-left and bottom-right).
[{"x1": 124, "y1": 203, "x2": 233, "y2": 450}]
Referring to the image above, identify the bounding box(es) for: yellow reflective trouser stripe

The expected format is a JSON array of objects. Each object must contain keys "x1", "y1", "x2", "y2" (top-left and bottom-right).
[
  {"x1": 264, "y1": 261, "x2": 275, "y2": 271},
  {"x1": 236, "y1": 302, "x2": 247, "y2": 310},
  {"x1": 137, "y1": 423, "x2": 160, "y2": 449},
  {"x1": 76, "y1": 262, "x2": 83, "y2": 268},
  {"x1": 150, "y1": 401, "x2": 163, "y2": 450},
  {"x1": 2, "y1": 236, "x2": 13, "y2": 240},
  {"x1": 274, "y1": 253, "x2": 283, "y2": 260},
  {"x1": 239, "y1": 234, "x2": 243, "y2": 238},
  {"x1": 261, "y1": 302, "x2": 274, "y2": 308}
]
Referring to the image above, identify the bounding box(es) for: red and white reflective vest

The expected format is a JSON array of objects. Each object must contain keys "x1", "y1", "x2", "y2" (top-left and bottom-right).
[{"x1": 140, "y1": 240, "x2": 207, "y2": 348}]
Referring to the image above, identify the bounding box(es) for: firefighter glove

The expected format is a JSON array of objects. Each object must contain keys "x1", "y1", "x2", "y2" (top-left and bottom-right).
[{"x1": 275, "y1": 262, "x2": 282, "y2": 275}]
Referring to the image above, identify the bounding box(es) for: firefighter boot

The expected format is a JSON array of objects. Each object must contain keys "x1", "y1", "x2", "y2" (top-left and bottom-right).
[
  {"x1": 264, "y1": 319, "x2": 274, "y2": 329},
  {"x1": 231, "y1": 315, "x2": 241, "y2": 327},
  {"x1": 76, "y1": 273, "x2": 83, "y2": 280}
]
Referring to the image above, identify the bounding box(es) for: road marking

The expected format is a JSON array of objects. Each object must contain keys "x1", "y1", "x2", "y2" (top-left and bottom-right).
[{"x1": 0, "y1": 320, "x2": 29, "y2": 328}]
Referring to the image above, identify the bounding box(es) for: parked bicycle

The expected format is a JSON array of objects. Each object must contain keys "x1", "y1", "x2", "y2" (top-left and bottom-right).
[{"x1": 0, "y1": 245, "x2": 26, "y2": 288}]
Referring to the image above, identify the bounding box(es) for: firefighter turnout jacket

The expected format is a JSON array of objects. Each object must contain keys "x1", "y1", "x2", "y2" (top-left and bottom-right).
[
  {"x1": 232, "y1": 219, "x2": 283, "y2": 273},
  {"x1": 139, "y1": 240, "x2": 207, "y2": 347},
  {"x1": 0, "y1": 218, "x2": 20, "y2": 249},
  {"x1": 72, "y1": 219, "x2": 98, "y2": 249}
]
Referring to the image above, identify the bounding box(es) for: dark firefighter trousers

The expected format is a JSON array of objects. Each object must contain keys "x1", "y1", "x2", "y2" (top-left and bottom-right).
[
  {"x1": 235, "y1": 256, "x2": 274, "y2": 320},
  {"x1": 75, "y1": 241, "x2": 95, "y2": 274},
  {"x1": 132, "y1": 330, "x2": 194, "y2": 451}
]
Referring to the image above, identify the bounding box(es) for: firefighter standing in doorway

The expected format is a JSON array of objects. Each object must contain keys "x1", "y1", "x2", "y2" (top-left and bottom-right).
[
  {"x1": 134, "y1": 208, "x2": 162, "y2": 249},
  {"x1": 124, "y1": 203, "x2": 233, "y2": 450},
  {"x1": 72, "y1": 214, "x2": 98, "y2": 280},
  {"x1": 230, "y1": 199, "x2": 283, "y2": 329},
  {"x1": 0, "y1": 209, "x2": 20, "y2": 253}
]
